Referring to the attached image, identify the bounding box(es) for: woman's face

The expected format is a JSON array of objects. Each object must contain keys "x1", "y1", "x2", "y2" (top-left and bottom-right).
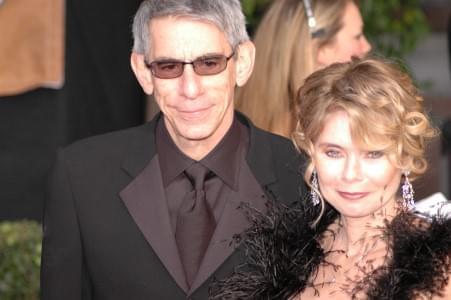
[
  {"x1": 317, "y1": 1, "x2": 371, "y2": 67},
  {"x1": 311, "y1": 110, "x2": 402, "y2": 219}
]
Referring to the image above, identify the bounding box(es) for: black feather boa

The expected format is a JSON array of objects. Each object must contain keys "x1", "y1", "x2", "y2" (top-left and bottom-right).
[{"x1": 209, "y1": 200, "x2": 451, "y2": 300}]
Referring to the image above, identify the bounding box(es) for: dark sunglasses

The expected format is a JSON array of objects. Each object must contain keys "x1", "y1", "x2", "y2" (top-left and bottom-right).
[{"x1": 144, "y1": 52, "x2": 235, "y2": 79}]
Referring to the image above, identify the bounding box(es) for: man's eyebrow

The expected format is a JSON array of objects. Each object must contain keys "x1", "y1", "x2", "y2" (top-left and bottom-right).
[
  {"x1": 151, "y1": 56, "x2": 179, "y2": 61},
  {"x1": 152, "y1": 52, "x2": 226, "y2": 61},
  {"x1": 196, "y1": 52, "x2": 227, "y2": 58}
]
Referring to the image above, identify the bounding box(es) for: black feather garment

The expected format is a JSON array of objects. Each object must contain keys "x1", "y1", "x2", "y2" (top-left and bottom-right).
[{"x1": 209, "y1": 201, "x2": 451, "y2": 300}]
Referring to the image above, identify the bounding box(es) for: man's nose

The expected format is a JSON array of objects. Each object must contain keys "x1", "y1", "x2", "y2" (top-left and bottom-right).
[{"x1": 179, "y1": 65, "x2": 202, "y2": 99}]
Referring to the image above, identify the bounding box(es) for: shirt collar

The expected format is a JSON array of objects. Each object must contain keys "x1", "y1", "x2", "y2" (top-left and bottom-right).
[
  {"x1": 156, "y1": 118, "x2": 192, "y2": 186},
  {"x1": 200, "y1": 117, "x2": 248, "y2": 190},
  {"x1": 156, "y1": 116, "x2": 248, "y2": 190}
]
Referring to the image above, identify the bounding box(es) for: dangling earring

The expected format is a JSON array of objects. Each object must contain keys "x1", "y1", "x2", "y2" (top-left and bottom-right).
[
  {"x1": 401, "y1": 171, "x2": 415, "y2": 210},
  {"x1": 310, "y1": 170, "x2": 320, "y2": 206}
]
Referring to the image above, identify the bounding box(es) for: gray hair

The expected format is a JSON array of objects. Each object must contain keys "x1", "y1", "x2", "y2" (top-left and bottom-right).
[{"x1": 132, "y1": 0, "x2": 250, "y2": 55}]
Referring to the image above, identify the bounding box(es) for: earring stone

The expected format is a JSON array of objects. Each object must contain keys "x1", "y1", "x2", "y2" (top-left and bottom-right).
[
  {"x1": 401, "y1": 171, "x2": 415, "y2": 210},
  {"x1": 311, "y1": 170, "x2": 320, "y2": 206}
]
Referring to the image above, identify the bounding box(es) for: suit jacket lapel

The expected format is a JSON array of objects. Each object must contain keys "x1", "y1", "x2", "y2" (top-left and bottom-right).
[
  {"x1": 119, "y1": 115, "x2": 189, "y2": 293},
  {"x1": 189, "y1": 161, "x2": 269, "y2": 294},
  {"x1": 120, "y1": 156, "x2": 188, "y2": 293},
  {"x1": 240, "y1": 111, "x2": 303, "y2": 205}
]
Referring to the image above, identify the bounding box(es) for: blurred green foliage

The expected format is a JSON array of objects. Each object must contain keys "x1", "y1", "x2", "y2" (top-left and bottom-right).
[
  {"x1": 0, "y1": 221, "x2": 41, "y2": 300},
  {"x1": 242, "y1": 0, "x2": 429, "y2": 61},
  {"x1": 241, "y1": 0, "x2": 272, "y2": 35},
  {"x1": 360, "y1": 0, "x2": 429, "y2": 59}
]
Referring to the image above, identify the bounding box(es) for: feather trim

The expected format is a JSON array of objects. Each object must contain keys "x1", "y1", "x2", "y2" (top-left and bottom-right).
[
  {"x1": 209, "y1": 201, "x2": 451, "y2": 300},
  {"x1": 209, "y1": 199, "x2": 337, "y2": 299},
  {"x1": 361, "y1": 212, "x2": 451, "y2": 299}
]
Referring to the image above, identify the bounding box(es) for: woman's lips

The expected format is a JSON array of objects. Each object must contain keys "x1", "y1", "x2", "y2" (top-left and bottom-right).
[{"x1": 338, "y1": 191, "x2": 369, "y2": 200}]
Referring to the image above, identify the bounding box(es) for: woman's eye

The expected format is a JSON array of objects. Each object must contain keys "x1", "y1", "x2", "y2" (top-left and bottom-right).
[
  {"x1": 367, "y1": 151, "x2": 384, "y2": 159},
  {"x1": 325, "y1": 150, "x2": 341, "y2": 158}
]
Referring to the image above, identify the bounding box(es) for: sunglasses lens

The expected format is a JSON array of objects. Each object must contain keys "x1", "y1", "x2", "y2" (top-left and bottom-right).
[
  {"x1": 151, "y1": 61, "x2": 183, "y2": 79},
  {"x1": 147, "y1": 53, "x2": 233, "y2": 79},
  {"x1": 193, "y1": 56, "x2": 227, "y2": 76}
]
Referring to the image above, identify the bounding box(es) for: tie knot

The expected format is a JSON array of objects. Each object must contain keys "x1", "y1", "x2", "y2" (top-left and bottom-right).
[{"x1": 185, "y1": 162, "x2": 210, "y2": 191}]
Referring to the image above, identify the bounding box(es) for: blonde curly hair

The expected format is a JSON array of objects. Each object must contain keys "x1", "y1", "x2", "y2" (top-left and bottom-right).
[{"x1": 293, "y1": 57, "x2": 438, "y2": 216}]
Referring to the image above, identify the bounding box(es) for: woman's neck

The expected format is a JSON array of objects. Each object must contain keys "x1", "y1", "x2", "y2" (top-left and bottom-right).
[{"x1": 333, "y1": 199, "x2": 399, "y2": 257}]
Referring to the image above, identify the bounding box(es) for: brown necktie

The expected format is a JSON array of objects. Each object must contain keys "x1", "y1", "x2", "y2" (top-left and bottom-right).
[{"x1": 175, "y1": 162, "x2": 216, "y2": 287}]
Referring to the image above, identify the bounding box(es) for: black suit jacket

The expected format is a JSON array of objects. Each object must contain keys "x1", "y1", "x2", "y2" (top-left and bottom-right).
[{"x1": 41, "y1": 113, "x2": 305, "y2": 299}]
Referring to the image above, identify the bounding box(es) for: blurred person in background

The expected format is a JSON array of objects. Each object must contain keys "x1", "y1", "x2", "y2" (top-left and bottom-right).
[{"x1": 236, "y1": 0, "x2": 371, "y2": 137}]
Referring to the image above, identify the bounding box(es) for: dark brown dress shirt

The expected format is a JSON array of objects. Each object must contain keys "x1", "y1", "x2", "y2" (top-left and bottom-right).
[{"x1": 156, "y1": 117, "x2": 249, "y2": 233}]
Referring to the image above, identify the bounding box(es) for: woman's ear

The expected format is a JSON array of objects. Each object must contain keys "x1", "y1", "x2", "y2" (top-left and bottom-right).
[
  {"x1": 235, "y1": 41, "x2": 256, "y2": 87},
  {"x1": 317, "y1": 44, "x2": 335, "y2": 67},
  {"x1": 130, "y1": 52, "x2": 154, "y2": 95}
]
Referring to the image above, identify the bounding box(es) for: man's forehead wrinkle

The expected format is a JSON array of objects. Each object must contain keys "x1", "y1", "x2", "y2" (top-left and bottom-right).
[{"x1": 149, "y1": 17, "x2": 230, "y2": 61}]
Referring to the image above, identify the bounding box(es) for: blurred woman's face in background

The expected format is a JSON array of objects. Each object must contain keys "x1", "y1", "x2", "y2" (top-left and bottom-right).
[{"x1": 317, "y1": 1, "x2": 371, "y2": 67}]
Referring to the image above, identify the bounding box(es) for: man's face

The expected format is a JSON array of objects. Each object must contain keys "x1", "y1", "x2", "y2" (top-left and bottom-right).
[{"x1": 142, "y1": 16, "x2": 241, "y2": 155}]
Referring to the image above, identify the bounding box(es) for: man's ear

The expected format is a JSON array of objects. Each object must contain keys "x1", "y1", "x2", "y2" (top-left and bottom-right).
[
  {"x1": 235, "y1": 41, "x2": 255, "y2": 87},
  {"x1": 130, "y1": 52, "x2": 154, "y2": 95}
]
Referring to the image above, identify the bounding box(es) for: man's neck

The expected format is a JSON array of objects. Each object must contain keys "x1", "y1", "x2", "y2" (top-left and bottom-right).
[
  {"x1": 164, "y1": 115, "x2": 234, "y2": 161},
  {"x1": 173, "y1": 138, "x2": 217, "y2": 161}
]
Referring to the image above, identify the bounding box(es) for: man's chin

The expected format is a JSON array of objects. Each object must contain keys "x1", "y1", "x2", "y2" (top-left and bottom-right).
[{"x1": 178, "y1": 128, "x2": 215, "y2": 142}]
